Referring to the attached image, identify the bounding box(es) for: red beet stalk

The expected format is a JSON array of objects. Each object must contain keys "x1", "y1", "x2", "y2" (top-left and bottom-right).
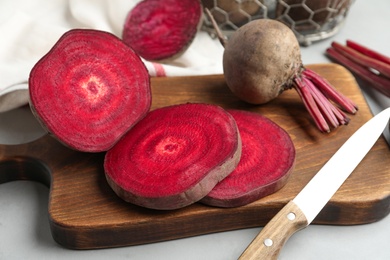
[
  {"x1": 327, "y1": 40, "x2": 390, "y2": 98},
  {"x1": 331, "y1": 42, "x2": 390, "y2": 78},
  {"x1": 292, "y1": 68, "x2": 357, "y2": 133},
  {"x1": 347, "y1": 40, "x2": 390, "y2": 66}
]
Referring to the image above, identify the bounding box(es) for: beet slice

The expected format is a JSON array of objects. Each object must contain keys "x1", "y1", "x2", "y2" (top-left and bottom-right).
[
  {"x1": 122, "y1": 0, "x2": 203, "y2": 61},
  {"x1": 104, "y1": 103, "x2": 242, "y2": 210},
  {"x1": 201, "y1": 110, "x2": 295, "y2": 208},
  {"x1": 29, "y1": 29, "x2": 151, "y2": 152}
]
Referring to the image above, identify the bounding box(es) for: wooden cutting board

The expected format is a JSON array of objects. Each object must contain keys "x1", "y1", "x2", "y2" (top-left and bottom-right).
[{"x1": 0, "y1": 64, "x2": 389, "y2": 249}]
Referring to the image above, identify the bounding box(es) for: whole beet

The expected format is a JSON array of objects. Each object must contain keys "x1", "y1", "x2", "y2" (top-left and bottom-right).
[
  {"x1": 212, "y1": 15, "x2": 357, "y2": 132},
  {"x1": 223, "y1": 19, "x2": 302, "y2": 104}
]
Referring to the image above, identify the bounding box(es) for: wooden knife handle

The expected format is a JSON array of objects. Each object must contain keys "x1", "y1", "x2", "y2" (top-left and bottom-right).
[{"x1": 239, "y1": 201, "x2": 308, "y2": 260}]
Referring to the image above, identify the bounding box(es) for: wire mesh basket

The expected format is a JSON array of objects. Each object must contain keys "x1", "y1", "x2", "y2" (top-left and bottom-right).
[{"x1": 201, "y1": 0, "x2": 355, "y2": 46}]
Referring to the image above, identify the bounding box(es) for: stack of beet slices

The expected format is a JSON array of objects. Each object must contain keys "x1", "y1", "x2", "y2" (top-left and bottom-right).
[{"x1": 104, "y1": 105, "x2": 295, "y2": 210}]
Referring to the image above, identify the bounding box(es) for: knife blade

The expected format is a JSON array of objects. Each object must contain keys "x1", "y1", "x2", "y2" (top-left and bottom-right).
[{"x1": 239, "y1": 107, "x2": 390, "y2": 260}]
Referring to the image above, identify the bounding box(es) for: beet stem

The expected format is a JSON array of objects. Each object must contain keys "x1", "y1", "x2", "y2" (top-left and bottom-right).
[
  {"x1": 330, "y1": 104, "x2": 350, "y2": 125},
  {"x1": 346, "y1": 40, "x2": 390, "y2": 66},
  {"x1": 293, "y1": 77, "x2": 330, "y2": 133},
  {"x1": 204, "y1": 8, "x2": 227, "y2": 47},
  {"x1": 302, "y1": 77, "x2": 340, "y2": 128},
  {"x1": 302, "y1": 69, "x2": 358, "y2": 114},
  {"x1": 332, "y1": 42, "x2": 390, "y2": 78},
  {"x1": 327, "y1": 47, "x2": 390, "y2": 97}
]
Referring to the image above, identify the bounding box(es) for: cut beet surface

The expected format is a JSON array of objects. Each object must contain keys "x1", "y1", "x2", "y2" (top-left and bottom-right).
[
  {"x1": 29, "y1": 29, "x2": 151, "y2": 152},
  {"x1": 122, "y1": 0, "x2": 203, "y2": 61},
  {"x1": 104, "y1": 103, "x2": 242, "y2": 210},
  {"x1": 201, "y1": 110, "x2": 296, "y2": 208}
]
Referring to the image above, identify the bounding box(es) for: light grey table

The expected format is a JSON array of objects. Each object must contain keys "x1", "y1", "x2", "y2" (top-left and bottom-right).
[{"x1": 1, "y1": 1, "x2": 389, "y2": 259}]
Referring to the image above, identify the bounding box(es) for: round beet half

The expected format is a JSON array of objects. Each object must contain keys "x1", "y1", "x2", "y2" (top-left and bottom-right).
[
  {"x1": 201, "y1": 110, "x2": 295, "y2": 208},
  {"x1": 29, "y1": 29, "x2": 151, "y2": 152},
  {"x1": 122, "y1": 0, "x2": 203, "y2": 61},
  {"x1": 104, "y1": 103, "x2": 242, "y2": 210}
]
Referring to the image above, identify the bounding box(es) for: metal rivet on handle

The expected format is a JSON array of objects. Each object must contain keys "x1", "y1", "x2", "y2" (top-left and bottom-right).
[
  {"x1": 287, "y1": 212, "x2": 296, "y2": 221},
  {"x1": 264, "y1": 238, "x2": 273, "y2": 247}
]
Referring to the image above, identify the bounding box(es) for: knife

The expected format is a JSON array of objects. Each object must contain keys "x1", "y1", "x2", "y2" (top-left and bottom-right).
[{"x1": 239, "y1": 107, "x2": 390, "y2": 260}]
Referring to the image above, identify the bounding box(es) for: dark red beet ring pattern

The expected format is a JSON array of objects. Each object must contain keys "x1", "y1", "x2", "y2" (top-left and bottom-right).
[
  {"x1": 29, "y1": 29, "x2": 151, "y2": 152},
  {"x1": 202, "y1": 110, "x2": 295, "y2": 207},
  {"x1": 122, "y1": 0, "x2": 202, "y2": 60},
  {"x1": 104, "y1": 103, "x2": 240, "y2": 199}
]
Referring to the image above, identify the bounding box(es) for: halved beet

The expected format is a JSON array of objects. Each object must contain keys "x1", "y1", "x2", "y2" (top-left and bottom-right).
[
  {"x1": 122, "y1": 0, "x2": 203, "y2": 61},
  {"x1": 29, "y1": 29, "x2": 151, "y2": 152},
  {"x1": 104, "y1": 103, "x2": 242, "y2": 210},
  {"x1": 201, "y1": 110, "x2": 295, "y2": 208}
]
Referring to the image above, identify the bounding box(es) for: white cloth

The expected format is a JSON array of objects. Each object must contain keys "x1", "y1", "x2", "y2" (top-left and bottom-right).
[{"x1": 0, "y1": 0, "x2": 224, "y2": 112}]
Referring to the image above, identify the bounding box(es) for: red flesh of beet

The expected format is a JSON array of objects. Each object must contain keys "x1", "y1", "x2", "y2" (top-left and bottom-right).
[
  {"x1": 104, "y1": 103, "x2": 242, "y2": 210},
  {"x1": 201, "y1": 110, "x2": 295, "y2": 208},
  {"x1": 327, "y1": 40, "x2": 390, "y2": 98},
  {"x1": 122, "y1": 0, "x2": 202, "y2": 61},
  {"x1": 29, "y1": 29, "x2": 151, "y2": 152}
]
